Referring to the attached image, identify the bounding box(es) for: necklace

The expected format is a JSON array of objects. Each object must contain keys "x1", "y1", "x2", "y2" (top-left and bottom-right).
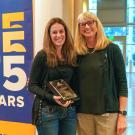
[{"x1": 88, "y1": 49, "x2": 95, "y2": 54}]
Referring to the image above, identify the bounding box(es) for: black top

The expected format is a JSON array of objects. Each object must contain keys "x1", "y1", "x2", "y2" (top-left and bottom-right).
[
  {"x1": 28, "y1": 50, "x2": 76, "y2": 124},
  {"x1": 48, "y1": 61, "x2": 74, "y2": 84},
  {"x1": 77, "y1": 43, "x2": 128, "y2": 114},
  {"x1": 28, "y1": 50, "x2": 75, "y2": 101},
  {"x1": 78, "y1": 48, "x2": 106, "y2": 114}
]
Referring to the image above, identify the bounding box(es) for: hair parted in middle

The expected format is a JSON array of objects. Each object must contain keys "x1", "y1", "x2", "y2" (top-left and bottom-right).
[
  {"x1": 74, "y1": 11, "x2": 112, "y2": 55},
  {"x1": 43, "y1": 17, "x2": 76, "y2": 67}
]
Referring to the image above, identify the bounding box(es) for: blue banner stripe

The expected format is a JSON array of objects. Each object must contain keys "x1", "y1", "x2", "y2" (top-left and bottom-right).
[{"x1": 0, "y1": 0, "x2": 34, "y2": 123}]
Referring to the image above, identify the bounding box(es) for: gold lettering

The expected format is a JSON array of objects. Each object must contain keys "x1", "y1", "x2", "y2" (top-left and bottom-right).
[
  {"x1": 2, "y1": 12, "x2": 24, "y2": 29},
  {"x1": 3, "y1": 31, "x2": 26, "y2": 52}
]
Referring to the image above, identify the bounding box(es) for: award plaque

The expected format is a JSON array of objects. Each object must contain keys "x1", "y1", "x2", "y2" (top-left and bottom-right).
[{"x1": 47, "y1": 79, "x2": 79, "y2": 101}]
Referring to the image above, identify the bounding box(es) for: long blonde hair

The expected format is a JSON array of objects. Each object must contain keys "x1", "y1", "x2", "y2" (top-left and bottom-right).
[
  {"x1": 74, "y1": 11, "x2": 112, "y2": 55},
  {"x1": 43, "y1": 17, "x2": 76, "y2": 67}
]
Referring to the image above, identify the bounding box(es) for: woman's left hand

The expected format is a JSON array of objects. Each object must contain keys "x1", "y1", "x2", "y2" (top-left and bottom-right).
[{"x1": 117, "y1": 114, "x2": 127, "y2": 135}]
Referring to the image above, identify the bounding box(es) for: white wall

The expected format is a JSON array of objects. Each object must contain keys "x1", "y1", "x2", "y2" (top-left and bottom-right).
[{"x1": 34, "y1": 0, "x2": 63, "y2": 55}]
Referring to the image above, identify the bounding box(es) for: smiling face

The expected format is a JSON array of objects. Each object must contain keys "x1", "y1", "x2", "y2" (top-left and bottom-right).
[
  {"x1": 50, "y1": 23, "x2": 66, "y2": 48},
  {"x1": 79, "y1": 19, "x2": 97, "y2": 38}
]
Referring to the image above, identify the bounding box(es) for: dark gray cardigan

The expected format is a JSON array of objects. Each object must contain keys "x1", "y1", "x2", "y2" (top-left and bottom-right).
[
  {"x1": 28, "y1": 50, "x2": 77, "y2": 124},
  {"x1": 28, "y1": 50, "x2": 51, "y2": 124},
  {"x1": 76, "y1": 43, "x2": 128, "y2": 114}
]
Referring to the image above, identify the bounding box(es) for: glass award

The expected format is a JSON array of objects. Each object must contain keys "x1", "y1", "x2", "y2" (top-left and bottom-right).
[{"x1": 47, "y1": 79, "x2": 79, "y2": 101}]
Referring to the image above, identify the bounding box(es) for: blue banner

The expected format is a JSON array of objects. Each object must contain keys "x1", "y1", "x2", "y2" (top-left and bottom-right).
[{"x1": 0, "y1": 0, "x2": 34, "y2": 124}]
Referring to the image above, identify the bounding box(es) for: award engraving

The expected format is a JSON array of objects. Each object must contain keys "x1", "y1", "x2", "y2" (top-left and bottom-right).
[{"x1": 48, "y1": 79, "x2": 79, "y2": 101}]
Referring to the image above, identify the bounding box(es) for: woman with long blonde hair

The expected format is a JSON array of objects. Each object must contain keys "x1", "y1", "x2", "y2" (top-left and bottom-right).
[{"x1": 75, "y1": 11, "x2": 128, "y2": 135}]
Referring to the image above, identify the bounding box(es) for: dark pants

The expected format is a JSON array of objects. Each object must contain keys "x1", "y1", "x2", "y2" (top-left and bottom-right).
[{"x1": 36, "y1": 106, "x2": 77, "y2": 135}]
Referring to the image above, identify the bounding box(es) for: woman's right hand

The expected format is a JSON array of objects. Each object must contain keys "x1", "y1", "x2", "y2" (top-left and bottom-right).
[{"x1": 53, "y1": 96, "x2": 72, "y2": 107}]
